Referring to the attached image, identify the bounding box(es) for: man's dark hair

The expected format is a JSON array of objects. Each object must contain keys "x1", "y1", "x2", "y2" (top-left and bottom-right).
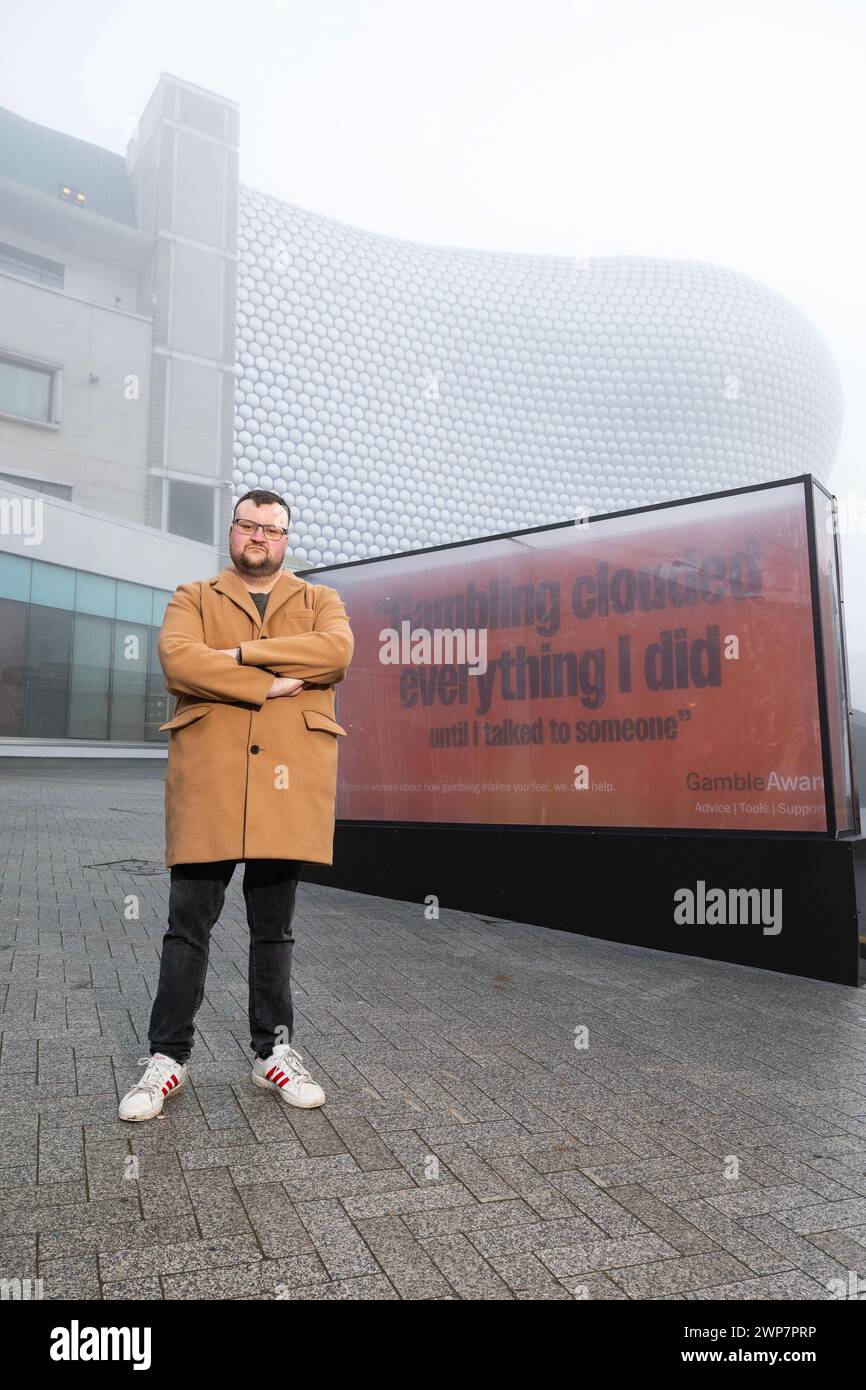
[{"x1": 232, "y1": 489, "x2": 291, "y2": 529}]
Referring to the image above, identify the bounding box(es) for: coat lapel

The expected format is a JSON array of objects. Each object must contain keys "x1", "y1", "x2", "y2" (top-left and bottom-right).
[{"x1": 210, "y1": 567, "x2": 307, "y2": 630}]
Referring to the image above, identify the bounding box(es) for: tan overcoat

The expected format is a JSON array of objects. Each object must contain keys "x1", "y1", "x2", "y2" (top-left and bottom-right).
[{"x1": 157, "y1": 566, "x2": 353, "y2": 866}]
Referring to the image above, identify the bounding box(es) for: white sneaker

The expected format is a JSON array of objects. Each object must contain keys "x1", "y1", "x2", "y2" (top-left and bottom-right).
[
  {"x1": 252, "y1": 1044, "x2": 325, "y2": 1108},
  {"x1": 118, "y1": 1053, "x2": 187, "y2": 1122}
]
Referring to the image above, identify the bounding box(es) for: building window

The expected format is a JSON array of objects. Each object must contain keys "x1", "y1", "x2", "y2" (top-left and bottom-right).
[
  {"x1": 167, "y1": 478, "x2": 216, "y2": 544},
  {"x1": 0, "y1": 555, "x2": 174, "y2": 743},
  {"x1": 0, "y1": 241, "x2": 64, "y2": 289},
  {"x1": 0, "y1": 471, "x2": 72, "y2": 500},
  {"x1": 24, "y1": 604, "x2": 73, "y2": 737},
  {"x1": 0, "y1": 356, "x2": 56, "y2": 423},
  {"x1": 0, "y1": 596, "x2": 27, "y2": 737}
]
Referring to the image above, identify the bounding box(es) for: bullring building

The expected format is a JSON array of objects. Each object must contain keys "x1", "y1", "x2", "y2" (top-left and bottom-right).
[{"x1": 0, "y1": 73, "x2": 843, "y2": 754}]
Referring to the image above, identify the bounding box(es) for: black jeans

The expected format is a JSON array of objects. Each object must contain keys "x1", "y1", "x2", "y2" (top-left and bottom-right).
[{"x1": 148, "y1": 859, "x2": 302, "y2": 1066}]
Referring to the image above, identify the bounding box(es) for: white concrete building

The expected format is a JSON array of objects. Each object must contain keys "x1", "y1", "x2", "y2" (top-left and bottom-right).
[{"x1": 0, "y1": 73, "x2": 844, "y2": 753}]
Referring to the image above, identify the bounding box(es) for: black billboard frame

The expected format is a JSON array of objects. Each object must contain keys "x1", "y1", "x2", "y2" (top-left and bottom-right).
[{"x1": 298, "y1": 473, "x2": 864, "y2": 985}]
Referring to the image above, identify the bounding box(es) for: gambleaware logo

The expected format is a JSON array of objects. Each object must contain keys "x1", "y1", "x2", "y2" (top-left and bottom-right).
[
  {"x1": 49, "y1": 1321, "x2": 152, "y2": 1370},
  {"x1": 673, "y1": 880, "x2": 782, "y2": 935}
]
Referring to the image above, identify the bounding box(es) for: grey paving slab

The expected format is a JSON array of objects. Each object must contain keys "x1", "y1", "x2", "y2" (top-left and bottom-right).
[
  {"x1": 682, "y1": 1271, "x2": 837, "y2": 1300},
  {"x1": 39, "y1": 1254, "x2": 102, "y2": 1300},
  {"x1": 609, "y1": 1251, "x2": 758, "y2": 1298},
  {"x1": 780, "y1": 1198, "x2": 866, "y2": 1234},
  {"x1": 38, "y1": 1216, "x2": 200, "y2": 1263},
  {"x1": 808, "y1": 1228, "x2": 866, "y2": 1274},
  {"x1": 179, "y1": 1167, "x2": 256, "y2": 1239},
  {"x1": 291, "y1": 1196, "x2": 383, "y2": 1278},
  {"x1": 417, "y1": 1231, "x2": 516, "y2": 1299},
  {"x1": 237, "y1": 1182, "x2": 317, "y2": 1258},
  {"x1": 601, "y1": 1184, "x2": 719, "y2": 1254},
  {"x1": 0, "y1": 1234, "x2": 38, "y2": 1277},
  {"x1": 270, "y1": 1273, "x2": 400, "y2": 1300},
  {"x1": 102, "y1": 1278, "x2": 164, "y2": 1300},
  {"x1": 2, "y1": 1195, "x2": 140, "y2": 1238},
  {"x1": 98, "y1": 1233, "x2": 262, "y2": 1282},
  {"x1": 668, "y1": 1198, "x2": 794, "y2": 1275},
  {"x1": 2, "y1": 763, "x2": 866, "y2": 1301},
  {"x1": 351, "y1": 1213, "x2": 454, "y2": 1298},
  {"x1": 0, "y1": 1179, "x2": 86, "y2": 1211},
  {"x1": 538, "y1": 1233, "x2": 680, "y2": 1278},
  {"x1": 401, "y1": 1198, "x2": 540, "y2": 1239},
  {"x1": 486, "y1": 1250, "x2": 578, "y2": 1298}
]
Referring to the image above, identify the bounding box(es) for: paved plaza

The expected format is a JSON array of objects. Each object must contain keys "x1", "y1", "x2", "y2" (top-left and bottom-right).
[{"x1": 1, "y1": 762, "x2": 866, "y2": 1302}]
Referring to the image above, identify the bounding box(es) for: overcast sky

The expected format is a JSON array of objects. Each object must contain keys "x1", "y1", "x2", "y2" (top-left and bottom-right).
[{"x1": 3, "y1": 0, "x2": 866, "y2": 694}]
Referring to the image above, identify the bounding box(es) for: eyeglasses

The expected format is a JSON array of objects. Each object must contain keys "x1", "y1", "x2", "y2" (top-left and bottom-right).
[{"x1": 233, "y1": 519, "x2": 288, "y2": 541}]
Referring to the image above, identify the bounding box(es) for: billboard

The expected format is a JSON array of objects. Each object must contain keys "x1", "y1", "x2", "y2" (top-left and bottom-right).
[{"x1": 308, "y1": 478, "x2": 857, "y2": 836}]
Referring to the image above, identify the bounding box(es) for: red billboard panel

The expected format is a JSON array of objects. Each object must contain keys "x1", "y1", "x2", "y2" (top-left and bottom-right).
[{"x1": 318, "y1": 481, "x2": 851, "y2": 834}]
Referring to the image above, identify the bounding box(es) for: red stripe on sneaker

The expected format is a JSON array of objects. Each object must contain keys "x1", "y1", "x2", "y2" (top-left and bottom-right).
[
  {"x1": 170, "y1": 1075, "x2": 178, "y2": 1087},
  {"x1": 277, "y1": 1076, "x2": 289, "y2": 1087},
  {"x1": 266, "y1": 1065, "x2": 278, "y2": 1080}
]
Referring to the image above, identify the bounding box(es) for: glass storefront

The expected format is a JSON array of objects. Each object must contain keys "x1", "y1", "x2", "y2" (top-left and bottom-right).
[{"x1": 0, "y1": 553, "x2": 173, "y2": 742}]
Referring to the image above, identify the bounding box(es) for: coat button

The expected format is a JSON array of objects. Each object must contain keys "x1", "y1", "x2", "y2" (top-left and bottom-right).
[{"x1": 250, "y1": 744, "x2": 260, "y2": 754}]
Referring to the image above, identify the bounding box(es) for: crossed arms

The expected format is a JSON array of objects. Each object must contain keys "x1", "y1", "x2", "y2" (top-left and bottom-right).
[{"x1": 158, "y1": 582, "x2": 354, "y2": 707}]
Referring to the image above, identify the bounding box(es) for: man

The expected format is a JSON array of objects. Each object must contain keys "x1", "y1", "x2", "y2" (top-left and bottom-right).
[{"x1": 119, "y1": 489, "x2": 353, "y2": 1122}]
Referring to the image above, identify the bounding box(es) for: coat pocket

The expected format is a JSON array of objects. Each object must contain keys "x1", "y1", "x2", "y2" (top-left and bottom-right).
[
  {"x1": 159, "y1": 704, "x2": 213, "y2": 732},
  {"x1": 270, "y1": 612, "x2": 316, "y2": 630},
  {"x1": 301, "y1": 708, "x2": 347, "y2": 736}
]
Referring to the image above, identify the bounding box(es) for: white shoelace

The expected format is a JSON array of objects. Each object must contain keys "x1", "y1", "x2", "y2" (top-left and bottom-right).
[
  {"x1": 269, "y1": 1045, "x2": 313, "y2": 1082},
  {"x1": 127, "y1": 1055, "x2": 178, "y2": 1097}
]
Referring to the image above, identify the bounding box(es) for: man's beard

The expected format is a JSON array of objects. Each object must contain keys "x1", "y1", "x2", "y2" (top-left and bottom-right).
[{"x1": 232, "y1": 542, "x2": 283, "y2": 580}]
